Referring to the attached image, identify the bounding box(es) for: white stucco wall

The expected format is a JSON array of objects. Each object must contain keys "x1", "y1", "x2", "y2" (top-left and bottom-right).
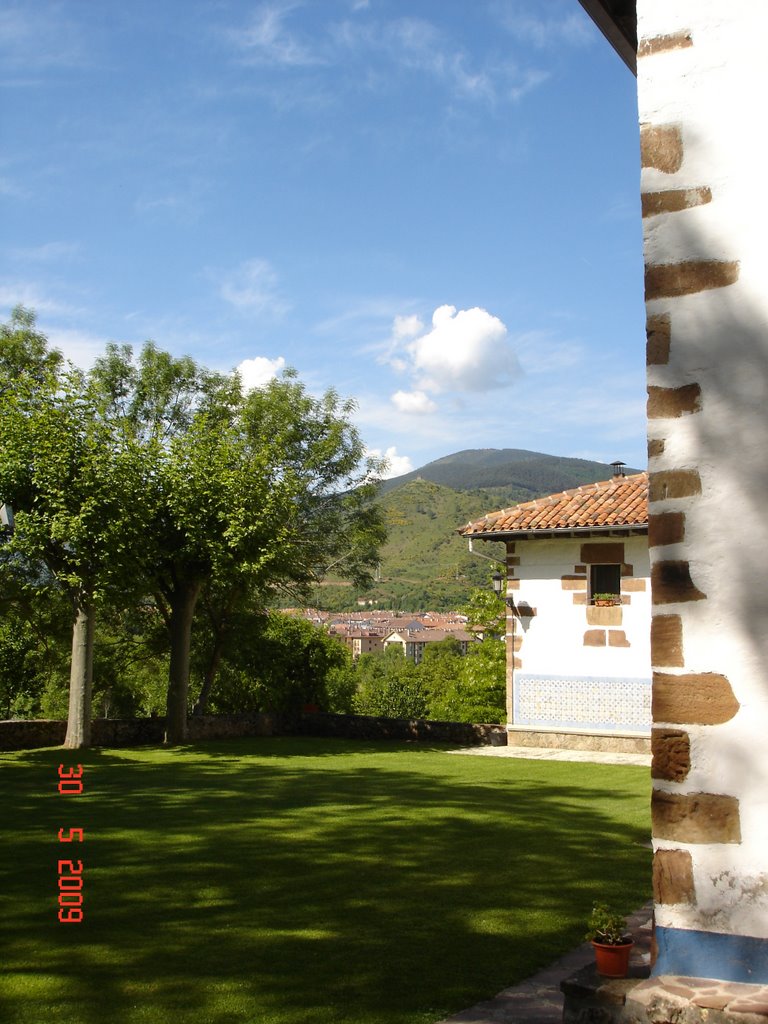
[
  {"x1": 638, "y1": 0, "x2": 768, "y2": 942},
  {"x1": 511, "y1": 535, "x2": 651, "y2": 732}
]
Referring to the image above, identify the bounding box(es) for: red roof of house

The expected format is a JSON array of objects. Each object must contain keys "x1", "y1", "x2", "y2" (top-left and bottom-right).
[{"x1": 459, "y1": 472, "x2": 648, "y2": 538}]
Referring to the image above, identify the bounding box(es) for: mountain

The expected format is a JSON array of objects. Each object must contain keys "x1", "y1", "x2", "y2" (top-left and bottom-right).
[
  {"x1": 308, "y1": 449, "x2": 641, "y2": 613},
  {"x1": 380, "y1": 448, "x2": 636, "y2": 501}
]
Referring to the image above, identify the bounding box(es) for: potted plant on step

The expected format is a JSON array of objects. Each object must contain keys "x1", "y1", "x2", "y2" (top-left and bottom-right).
[{"x1": 585, "y1": 903, "x2": 634, "y2": 978}]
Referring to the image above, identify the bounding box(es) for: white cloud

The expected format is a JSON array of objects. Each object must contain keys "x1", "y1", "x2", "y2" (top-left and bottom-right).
[
  {"x1": 352, "y1": 393, "x2": 448, "y2": 443},
  {"x1": 0, "y1": 4, "x2": 88, "y2": 73},
  {"x1": 387, "y1": 304, "x2": 518, "y2": 394},
  {"x1": 379, "y1": 18, "x2": 499, "y2": 101},
  {"x1": 10, "y1": 241, "x2": 80, "y2": 262},
  {"x1": 333, "y1": 14, "x2": 548, "y2": 106},
  {"x1": 493, "y1": 3, "x2": 593, "y2": 49},
  {"x1": 134, "y1": 183, "x2": 208, "y2": 223},
  {"x1": 236, "y1": 355, "x2": 286, "y2": 390},
  {"x1": 366, "y1": 446, "x2": 414, "y2": 480},
  {"x1": 392, "y1": 313, "x2": 424, "y2": 339},
  {"x1": 314, "y1": 298, "x2": 419, "y2": 338},
  {"x1": 0, "y1": 175, "x2": 28, "y2": 198},
  {"x1": 391, "y1": 389, "x2": 437, "y2": 415},
  {"x1": 45, "y1": 327, "x2": 108, "y2": 370},
  {"x1": 506, "y1": 67, "x2": 550, "y2": 102},
  {"x1": 219, "y1": 5, "x2": 549, "y2": 110},
  {"x1": 335, "y1": 16, "x2": 490, "y2": 100},
  {"x1": 227, "y1": 2, "x2": 321, "y2": 67},
  {"x1": 135, "y1": 194, "x2": 185, "y2": 216},
  {"x1": 0, "y1": 282, "x2": 80, "y2": 316},
  {"x1": 216, "y1": 258, "x2": 288, "y2": 317},
  {"x1": 516, "y1": 332, "x2": 584, "y2": 375}
]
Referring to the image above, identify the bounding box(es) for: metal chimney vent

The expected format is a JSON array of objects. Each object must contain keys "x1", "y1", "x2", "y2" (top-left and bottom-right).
[{"x1": 610, "y1": 460, "x2": 626, "y2": 478}]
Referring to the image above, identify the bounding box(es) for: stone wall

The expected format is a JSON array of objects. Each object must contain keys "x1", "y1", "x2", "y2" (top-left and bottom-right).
[
  {"x1": 0, "y1": 712, "x2": 507, "y2": 752},
  {"x1": 638, "y1": 0, "x2": 768, "y2": 983},
  {"x1": 506, "y1": 727, "x2": 650, "y2": 756},
  {"x1": 287, "y1": 712, "x2": 507, "y2": 746}
]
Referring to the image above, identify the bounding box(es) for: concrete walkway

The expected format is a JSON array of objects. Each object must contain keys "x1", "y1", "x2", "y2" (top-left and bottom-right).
[
  {"x1": 435, "y1": 939, "x2": 600, "y2": 1024},
  {"x1": 434, "y1": 905, "x2": 654, "y2": 1024},
  {"x1": 448, "y1": 745, "x2": 651, "y2": 767}
]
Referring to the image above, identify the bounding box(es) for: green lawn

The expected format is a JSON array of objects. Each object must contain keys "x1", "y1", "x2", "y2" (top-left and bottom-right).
[{"x1": 2, "y1": 738, "x2": 651, "y2": 1024}]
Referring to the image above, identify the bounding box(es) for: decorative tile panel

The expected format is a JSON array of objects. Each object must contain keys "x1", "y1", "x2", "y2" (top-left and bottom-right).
[{"x1": 514, "y1": 674, "x2": 651, "y2": 733}]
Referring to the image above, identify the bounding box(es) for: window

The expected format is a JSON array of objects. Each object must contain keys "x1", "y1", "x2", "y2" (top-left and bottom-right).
[{"x1": 590, "y1": 563, "x2": 621, "y2": 604}]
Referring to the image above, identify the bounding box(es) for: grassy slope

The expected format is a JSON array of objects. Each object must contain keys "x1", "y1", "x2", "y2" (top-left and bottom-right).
[
  {"x1": 3, "y1": 738, "x2": 651, "y2": 1024},
  {"x1": 311, "y1": 450, "x2": 641, "y2": 612},
  {"x1": 311, "y1": 480, "x2": 508, "y2": 611}
]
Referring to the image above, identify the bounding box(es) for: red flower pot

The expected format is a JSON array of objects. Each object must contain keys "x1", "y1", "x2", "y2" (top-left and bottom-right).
[{"x1": 592, "y1": 940, "x2": 634, "y2": 978}]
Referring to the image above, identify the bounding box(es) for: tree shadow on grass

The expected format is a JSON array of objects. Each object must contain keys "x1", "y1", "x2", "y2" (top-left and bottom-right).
[{"x1": 2, "y1": 738, "x2": 650, "y2": 1024}]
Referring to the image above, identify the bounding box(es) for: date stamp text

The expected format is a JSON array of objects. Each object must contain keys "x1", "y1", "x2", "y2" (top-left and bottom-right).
[{"x1": 57, "y1": 764, "x2": 84, "y2": 924}]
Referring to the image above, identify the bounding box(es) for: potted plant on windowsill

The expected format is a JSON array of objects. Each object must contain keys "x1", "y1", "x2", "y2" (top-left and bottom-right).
[
  {"x1": 585, "y1": 903, "x2": 634, "y2": 978},
  {"x1": 592, "y1": 593, "x2": 621, "y2": 607}
]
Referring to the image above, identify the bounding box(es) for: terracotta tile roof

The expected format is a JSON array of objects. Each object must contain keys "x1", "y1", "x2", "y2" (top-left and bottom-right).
[{"x1": 459, "y1": 472, "x2": 648, "y2": 538}]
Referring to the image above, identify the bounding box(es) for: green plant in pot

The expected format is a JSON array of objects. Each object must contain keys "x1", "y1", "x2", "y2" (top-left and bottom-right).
[
  {"x1": 585, "y1": 903, "x2": 634, "y2": 978},
  {"x1": 592, "y1": 593, "x2": 620, "y2": 607}
]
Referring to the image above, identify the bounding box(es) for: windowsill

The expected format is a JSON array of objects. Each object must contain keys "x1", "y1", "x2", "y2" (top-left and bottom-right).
[{"x1": 586, "y1": 605, "x2": 623, "y2": 626}]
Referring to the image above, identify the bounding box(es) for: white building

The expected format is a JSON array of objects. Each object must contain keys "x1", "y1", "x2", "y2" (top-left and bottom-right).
[
  {"x1": 383, "y1": 628, "x2": 474, "y2": 665},
  {"x1": 577, "y1": 0, "x2": 768, "y2": 996},
  {"x1": 341, "y1": 632, "x2": 384, "y2": 660},
  {"x1": 461, "y1": 470, "x2": 651, "y2": 750}
]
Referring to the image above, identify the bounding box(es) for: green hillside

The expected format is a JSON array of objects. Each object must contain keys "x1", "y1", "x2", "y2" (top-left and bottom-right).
[
  {"x1": 312, "y1": 479, "x2": 507, "y2": 612},
  {"x1": 307, "y1": 449, "x2": 641, "y2": 612}
]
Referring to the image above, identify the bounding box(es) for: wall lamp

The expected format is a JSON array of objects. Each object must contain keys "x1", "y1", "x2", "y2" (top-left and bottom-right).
[{"x1": 491, "y1": 570, "x2": 516, "y2": 610}]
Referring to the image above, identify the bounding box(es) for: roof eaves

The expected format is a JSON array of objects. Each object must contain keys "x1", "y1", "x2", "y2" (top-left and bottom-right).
[
  {"x1": 577, "y1": 0, "x2": 637, "y2": 75},
  {"x1": 466, "y1": 523, "x2": 648, "y2": 542}
]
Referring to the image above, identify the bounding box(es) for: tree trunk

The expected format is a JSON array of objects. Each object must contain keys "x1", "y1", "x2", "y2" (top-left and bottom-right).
[
  {"x1": 64, "y1": 598, "x2": 95, "y2": 749},
  {"x1": 192, "y1": 585, "x2": 241, "y2": 715},
  {"x1": 193, "y1": 638, "x2": 224, "y2": 716},
  {"x1": 164, "y1": 580, "x2": 201, "y2": 745}
]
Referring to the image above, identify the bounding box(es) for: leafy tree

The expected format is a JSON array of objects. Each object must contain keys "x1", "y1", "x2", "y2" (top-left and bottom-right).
[
  {"x1": 0, "y1": 305, "x2": 62, "y2": 381},
  {"x1": 190, "y1": 579, "x2": 250, "y2": 715},
  {"x1": 0, "y1": 557, "x2": 71, "y2": 719},
  {"x1": 207, "y1": 611, "x2": 353, "y2": 714},
  {"x1": 89, "y1": 344, "x2": 386, "y2": 742},
  {"x1": 190, "y1": 588, "x2": 359, "y2": 716},
  {"x1": 0, "y1": 366, "x2": 150, "y2": 746},
  {"x1": 417, "y1": 637, "x2": 464, "y2": 715},
  {"x1": 0, "y1": 305, "x2": 68, "y2": 716},
  {"x1": 462, "y1": 587, "x2": 506, "y2": 639},
  {"x1": 0, "y1": 617, "x2": 42, "y2": 718},
  {"x1": 0, "y1": 311, "x2": 154, "y2": 745},
  {"x1": 352, "y1": 647, "x2": 428, "y2": 719},
  {"x1": 1, "y1": 320, "x2": 386, "y2": 741},
  {"x1": 90, "y1": 603, "x2": 169, "y2": 717},
  {"x1": 427, "y1": 589, "x2": 506, "y2": 723},
  {"x1": 324, "y1": 662, "x2": 357, "y2": 714},
  {"x1": 434, "y1": 640, "x2": 506, "y2": 724}
]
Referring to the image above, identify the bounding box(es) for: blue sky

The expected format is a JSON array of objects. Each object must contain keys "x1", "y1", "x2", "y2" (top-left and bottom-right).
[{"x1": 1, "y1": 0, "x2": 645, "y2": 478}]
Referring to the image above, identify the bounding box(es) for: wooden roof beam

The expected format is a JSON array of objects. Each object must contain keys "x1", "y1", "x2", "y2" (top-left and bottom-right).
[{"x1": 578, "y1": 0, "x2": 637, "y2": 76}]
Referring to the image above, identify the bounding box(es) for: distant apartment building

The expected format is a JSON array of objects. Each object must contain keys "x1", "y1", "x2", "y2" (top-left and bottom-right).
[
  {"x1": 338, "y1": 632, "x2": 385, "y2": 660},
  {"x1": 382, "y1": 628, "x2": 474, "y2": 665}
]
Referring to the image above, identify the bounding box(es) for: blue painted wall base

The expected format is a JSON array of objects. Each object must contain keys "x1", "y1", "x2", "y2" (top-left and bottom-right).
[{"x1": 654, "y1": 926, "x2": 768, "y2": 984}]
